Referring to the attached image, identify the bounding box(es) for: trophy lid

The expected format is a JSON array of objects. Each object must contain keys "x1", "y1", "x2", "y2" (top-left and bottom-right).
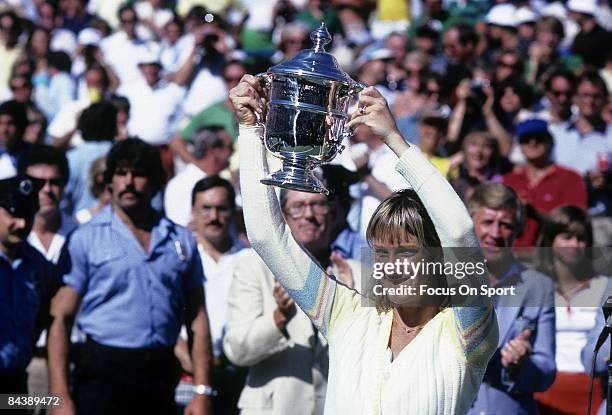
[{"x1": 267, "y1": 23, "x2": 354, "y2": 84}]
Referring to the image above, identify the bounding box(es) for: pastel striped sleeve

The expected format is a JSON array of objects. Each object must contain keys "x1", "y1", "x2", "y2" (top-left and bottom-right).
[
  {"x1": 395, "y1": 146, "x2": 498, "y2": 365},
  {"x1": 238, "y1": 126, "x2": 336, "y2": 336}
]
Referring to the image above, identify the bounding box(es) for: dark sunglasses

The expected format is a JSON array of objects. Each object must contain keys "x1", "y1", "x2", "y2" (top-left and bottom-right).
[{"x1": 518, "y1": 133, "x2": 550, "y2": 145}]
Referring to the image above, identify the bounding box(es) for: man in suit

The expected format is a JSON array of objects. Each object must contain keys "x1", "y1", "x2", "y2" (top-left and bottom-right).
[
  {"x1": 466, "y1": 182, "x2": 556, "y2": 415},
  {"x1": 223, "y1": 182, "x2": 361, "y2": 415}
]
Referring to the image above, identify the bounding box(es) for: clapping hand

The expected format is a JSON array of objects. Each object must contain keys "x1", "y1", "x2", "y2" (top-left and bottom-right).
[{"x1": 501, "y1": 329, "x2": 533, "y2": 368}]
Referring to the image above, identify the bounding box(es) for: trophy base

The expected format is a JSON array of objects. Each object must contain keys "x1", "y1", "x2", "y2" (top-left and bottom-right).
[{"x1": 260, "y1": 158, "x2": 329, "y2": 195}]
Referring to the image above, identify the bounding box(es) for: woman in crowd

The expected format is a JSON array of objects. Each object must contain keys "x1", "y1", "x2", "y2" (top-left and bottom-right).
[
  {"x1": 535, "y1": 206, "x2": 610, "y2": 415},
  {"x1": 231, "y1": 75, "x2": 498, "y2": 414},
  {"x1": 449, "y1": 130, "x2": 510, "y2": 202}
]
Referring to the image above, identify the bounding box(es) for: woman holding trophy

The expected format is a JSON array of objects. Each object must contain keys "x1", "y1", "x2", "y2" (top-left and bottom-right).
[{"x1": 231, "y1": 70, "x2": 498, "y2": 414}]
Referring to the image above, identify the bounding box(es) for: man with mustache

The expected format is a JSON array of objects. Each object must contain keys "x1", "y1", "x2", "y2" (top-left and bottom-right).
[
  {"x1": 223, "y1": 180, "x2": 360, "y2": 415},
  {"x1": 175, "y1": 176, "x2": 247, "y2": 414},
  {"x1": 48, "y1": 138, "x2": 213, "y2": 415},
  {"x1": 467, "y1": 182, "x2": 556, "y2": 415}
]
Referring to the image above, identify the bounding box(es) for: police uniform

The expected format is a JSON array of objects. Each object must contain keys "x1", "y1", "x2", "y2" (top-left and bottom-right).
[
  {"x1": 62, "y1": 205, "x2": 204, "y2": 413},
  {"x1": 0, "y1": 176, "x2": 57, "y2": 394}
]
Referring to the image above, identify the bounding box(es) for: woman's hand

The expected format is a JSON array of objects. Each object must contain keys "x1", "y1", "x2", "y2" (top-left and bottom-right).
[
  {"x1": 229, "y1": 74, "x2": 266, "y2": 127},
  {"x1": 346, "y1": 87, "x2": 409, "y2": 157}
]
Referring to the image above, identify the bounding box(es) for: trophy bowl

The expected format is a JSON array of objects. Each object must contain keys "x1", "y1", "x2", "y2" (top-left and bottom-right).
[{"x1": 258, "y1": 23, "x2": 365, "y2": 194}]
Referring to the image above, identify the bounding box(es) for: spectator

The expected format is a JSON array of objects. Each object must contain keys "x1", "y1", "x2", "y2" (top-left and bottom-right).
[
  {"x1": 525, "y1": 17, "x2": 582, "y2": 88},
  {"x1": 484, "y1": 3, "x2": 519, "y2": 60},
  {"x1": 440, "y1": 23, "x2": 479, "y2": 89},
  {"x1": 0, "y1": 100, "x2": 29, "y2": 179},
  {"x1": 528, "y1": 70, "x2": 576, "y2": 127},
  {"x1": 0, "y1": 11, "x2": 24, "y2": 92},
  {"x1": 503, "y1": 119, "x2": 587, "y2": 247},
  {"x1": 467, "y1": 182, "x2": 556, "y2": 415},
  {"x1": 449, "y1": 131, "x2": 510, "y2": 202},
  {"x1": 494, "y1": 50, "x2": 523, "y2": 84},
  {"x1": 535, "y1": 206, "x2": 611, "y2": 415},
  {"x1": 171, "y1": 60, "x2": 246, "y2": 165},
  {"x1": 0, "y1": 175, "x2": 57, "y2": 401},
  {"x1": 224, "y1": 185, "x2": 358, "y2": 415},
  {"x1": 48, "y1": 64, "x2": 112, "y2": 148},
  {"x1": 175, "y1": 176, "x2": 248, "y2": 414},
  {"x1": 35, "y1": 51, "x2": 75, "y2": 124},
  {"x1": 164, "y1": 126, "x2": 233, "y2": 226},
  {"x1": 416, "y1": 111, "x2": 454, "y2": 177},
  {"x1": 60, "y1": 0, "x2": 95, "y2": 35},
  {"x1": 48, "y1": 138, "x2": 213, "y2": 414},
  {"x1": 62, "y1": 101, "x2": 116, "y2": 215},
  {"x1": 74, "y1": 156, "x2": 111, "y2": 224},
  {"x1": 99, "y1": 4, "x2": 148, "y2": 85},
  {"x1": 568, "y1": 0, "x2": 612, "y2": 69},
  {"x1": 17, "y1": 145, "x2": 76, "y2": 264}
]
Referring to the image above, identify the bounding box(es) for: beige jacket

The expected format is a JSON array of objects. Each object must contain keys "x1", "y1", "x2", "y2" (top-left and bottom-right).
[{"x1": 223, "y1": 248, "x2": 361, "y2": 415}]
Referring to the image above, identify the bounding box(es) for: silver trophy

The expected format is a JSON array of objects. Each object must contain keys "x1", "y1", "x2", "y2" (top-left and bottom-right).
[{"x1": 257, "y1": 23, "x2": 365, "y2": 194}]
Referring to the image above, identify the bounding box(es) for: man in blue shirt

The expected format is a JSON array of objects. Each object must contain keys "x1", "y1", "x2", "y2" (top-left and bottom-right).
[
  {"x1": 48, "y1": 139, "x2": 212, "y2": 415},
  {"x1": 0, "y1": 175, "x2": 56, "y2": 395}
]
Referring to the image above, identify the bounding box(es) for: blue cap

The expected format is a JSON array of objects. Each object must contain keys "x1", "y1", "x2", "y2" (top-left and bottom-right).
[{"x1": 516, "y1": 119, "x2": 549, "y2": 138}]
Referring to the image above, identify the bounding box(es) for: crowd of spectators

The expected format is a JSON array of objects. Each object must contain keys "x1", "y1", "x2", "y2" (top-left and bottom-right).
[{"x1": 1, "y1": 0, "x2": 612, "y2": 414}]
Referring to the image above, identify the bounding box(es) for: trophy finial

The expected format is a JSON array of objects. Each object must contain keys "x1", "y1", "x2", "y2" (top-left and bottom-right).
[{"x1": 311, "y1": 22, "x2": 331, "y2": 52}]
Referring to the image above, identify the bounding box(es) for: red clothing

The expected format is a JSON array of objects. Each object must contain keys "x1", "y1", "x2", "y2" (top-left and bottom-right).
[{"x1": 502, "y1": 164, "x2": 587, "y2": 247}]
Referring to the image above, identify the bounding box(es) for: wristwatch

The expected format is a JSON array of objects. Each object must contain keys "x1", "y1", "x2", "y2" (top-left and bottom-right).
[{"x1": 193, "y1": 384, "x2": 218, "y2": 397}]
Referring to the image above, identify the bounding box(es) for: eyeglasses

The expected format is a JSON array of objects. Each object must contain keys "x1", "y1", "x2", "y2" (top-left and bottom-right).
[
  {"x1": 284, "y1": 200, "x2": 330, "y2": 218},
  {"x1": 576, "y1": 92, "x2": 603, "y2": 100}
]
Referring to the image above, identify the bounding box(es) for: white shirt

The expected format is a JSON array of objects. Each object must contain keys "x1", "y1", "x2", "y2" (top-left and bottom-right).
[
  {"x1": 199, "y1": 241, "x2": 246, "y2": 357},
  {"x1": 182, "y1": 68, "x2": 228, "y2": 118},
  {"x1": 555, "y1": 275, "x2": 609, "y2": 372},
  {"x1": 100, "y1": 31, "x2": 148, "y2": 85},
  {"x1": 118, "y1": 78, "x2": 186, "y2": 145},
  {"x1": 163, "y1": 163, "x2": 206, "y2": 226},
  {"x1": 47, "y1": 97, "x2": 90, "y2": 147},
  {"x1": 27, "y1": 213, "x2": 76, "y2": 265},
  {"x1": 550, "y1": 123, "x2": 612, "y2": 175}
]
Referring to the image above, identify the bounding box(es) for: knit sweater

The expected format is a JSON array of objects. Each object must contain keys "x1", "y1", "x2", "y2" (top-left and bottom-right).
[{"x1": 239, "y1": 126, "x2": 498, "y2": 415}]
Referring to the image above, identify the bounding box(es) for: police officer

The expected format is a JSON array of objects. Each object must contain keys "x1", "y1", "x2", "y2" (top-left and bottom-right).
[
  {"x1": 0, "y1": 175, "x2": 55, "y2": 395},
  {"x1": 48, "y1": 139, "x2": 212, "y2": 415}
]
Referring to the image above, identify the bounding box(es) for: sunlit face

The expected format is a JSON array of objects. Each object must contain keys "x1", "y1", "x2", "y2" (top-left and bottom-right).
[
  {"x1": 473, "y1": 206, "x2": 516, "y2": 262},
  {"x1": 575, "y1": 80, "x2": 605, "y2": 118},
  {"x1": 192, "y1": 187, "x2": 233, "y2": 245},
  {"x1": 519, "y1": 135, "x2": 551, "y2": 162},
  {"x1": 283, "y1": 191, "x2": 333, "y2": 252},
  {"x1": 110, "y1": 165, "x2": 154, "y2": 210},
  {"x1": 546, "y1": 76, "x2": 572, "y2": 112},
  {"x1": 373, "y1": 235, "x2": 437, "y2": 307},
  {"x1": 0, "y1": 206, "x2": 32, "y2": 250},
  {"x1": 464, "y1": 136, "x2": 493, "y2": 171},
  {"x1": 26, "y1": 164, "x2": 64, "y2": 215},
  {"x1": 418, "y1": 123, "x2": 442, "y2": 154}
]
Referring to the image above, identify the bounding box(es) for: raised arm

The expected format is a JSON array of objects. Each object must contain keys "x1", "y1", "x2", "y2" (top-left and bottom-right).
[
  {"x1": 348, "y1": 87, "x2": 497, "y2": 363},
  {"x1": 231, "y1": 75, "x2": 336, "y2": 336}
]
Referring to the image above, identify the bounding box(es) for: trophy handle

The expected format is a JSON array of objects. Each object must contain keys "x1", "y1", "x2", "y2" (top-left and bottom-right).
[
  {"x1": 336, "y1": 82, "x2": 367, "y2": 152},
  {"x1": 254, "y1": 73, "x2": 271, "y2": 145}
]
